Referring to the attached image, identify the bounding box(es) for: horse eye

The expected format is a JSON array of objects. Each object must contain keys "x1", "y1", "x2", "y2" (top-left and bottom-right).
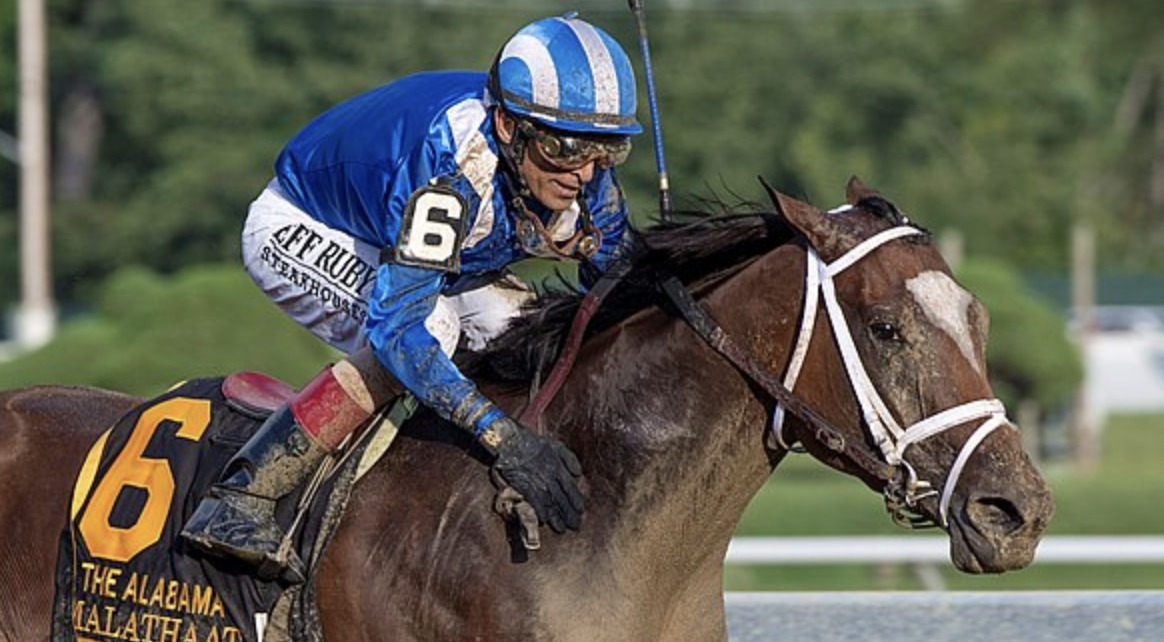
[{"x1": 869, "y1": 321, "x2": 902, "y2": 343}]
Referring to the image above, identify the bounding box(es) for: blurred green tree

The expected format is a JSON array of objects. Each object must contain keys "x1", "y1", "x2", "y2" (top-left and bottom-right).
[
  {"x1": 2, "y1": 0, "x2": 1163, "y2": 310},
  {"x1": 957, "y1": 258, "x2": 1084, "y2": 413},
  {"x1": 0, "y1": 264, "x2": 337, "y2": 395}
]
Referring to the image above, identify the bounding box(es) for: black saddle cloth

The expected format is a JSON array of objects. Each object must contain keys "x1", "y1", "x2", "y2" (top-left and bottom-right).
[{"x1": 51, "y1": 376, "x2": 374, "y2": 642}]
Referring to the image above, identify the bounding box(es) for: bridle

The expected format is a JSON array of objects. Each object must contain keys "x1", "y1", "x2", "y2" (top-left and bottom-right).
[
  {"x1": 663, "y1": 213, "x2": 1012, "y2": 529},
  {"x1": 521, "y1": 206, "x2": 1014, "y2": 530}
]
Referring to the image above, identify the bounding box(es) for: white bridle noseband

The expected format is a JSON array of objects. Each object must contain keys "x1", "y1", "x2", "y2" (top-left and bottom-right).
[{"x1": 772, "y1": 216, "x2": 1013, "y2": 528}]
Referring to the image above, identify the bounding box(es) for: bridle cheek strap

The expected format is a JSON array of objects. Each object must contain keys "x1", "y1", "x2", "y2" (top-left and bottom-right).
[
  {"x1": 772, "y1": 223, "x2": 1015, "y2": 528},
  {"x1": 770, "y1": 241, "x2": 819, "y2": 451}
]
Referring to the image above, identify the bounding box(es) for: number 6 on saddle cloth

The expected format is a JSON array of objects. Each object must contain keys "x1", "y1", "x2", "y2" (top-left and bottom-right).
[{"x1": 53, "y1": 374, "x2": 402, "y2": 642}]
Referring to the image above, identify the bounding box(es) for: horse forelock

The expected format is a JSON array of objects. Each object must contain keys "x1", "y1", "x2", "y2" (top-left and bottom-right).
[{"x1": 852, "y1": 195, "x2": 933, "y2": 242}]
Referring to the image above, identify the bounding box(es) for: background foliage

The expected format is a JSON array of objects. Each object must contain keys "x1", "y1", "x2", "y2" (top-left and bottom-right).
[
  {"x1": 2, "y1": 0, "x2": 1164, "y2": 308},
  {"x1": 0, "y1": 265, "x2": 337, "y2": 394},
  {"x1": 957, "y1": 259, "x2": 1083, "y2": 410}
]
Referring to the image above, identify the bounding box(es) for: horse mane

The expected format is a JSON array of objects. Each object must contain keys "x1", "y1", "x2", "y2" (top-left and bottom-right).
[
  {"x1": 458, "y1": 193, "x2": 928, "y2": 387},
  {"x1": 457, "y1": 198, "x2": 790, "y2": 386}
]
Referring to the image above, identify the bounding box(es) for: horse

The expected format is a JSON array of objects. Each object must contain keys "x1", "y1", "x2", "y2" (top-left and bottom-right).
[{"x1": 0, "y1": 179, "x2": 1053, "y2": 642}]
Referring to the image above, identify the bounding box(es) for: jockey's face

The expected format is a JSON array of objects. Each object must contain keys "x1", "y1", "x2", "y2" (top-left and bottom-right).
[{"x1": 495, "y1": 110, "x2": 596, "y2": 212}]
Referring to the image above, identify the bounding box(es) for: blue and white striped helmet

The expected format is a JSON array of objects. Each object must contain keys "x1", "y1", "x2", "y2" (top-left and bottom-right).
[{"x1": 490, "y1": 14, "x2": 642, "y2": 136}]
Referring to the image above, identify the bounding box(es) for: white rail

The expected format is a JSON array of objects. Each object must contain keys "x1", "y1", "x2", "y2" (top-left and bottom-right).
[
  {"x1": 725, "y1": 535, "x2": 1164, "y2": 590},
  {"x1": 727, "y1": 535, "x2": 1164, "y2": 565}
]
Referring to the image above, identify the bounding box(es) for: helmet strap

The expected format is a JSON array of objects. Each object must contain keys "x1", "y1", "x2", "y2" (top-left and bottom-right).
[
  {"x1": 513, "y1": 195, "x2": 603, "y2": 261},
  {"x1": 492, "y1": 103, "x2": 534, "y2": 204}
]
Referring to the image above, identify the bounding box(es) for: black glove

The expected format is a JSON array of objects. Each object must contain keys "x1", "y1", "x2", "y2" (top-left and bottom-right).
[{"x1": 482, "y1": 416, "x2": 584, "y2": 533}]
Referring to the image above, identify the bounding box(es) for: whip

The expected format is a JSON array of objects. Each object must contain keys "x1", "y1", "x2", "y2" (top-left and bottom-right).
[{"x1": 627, "y1": 0, "x2": 672, "y2": 221}]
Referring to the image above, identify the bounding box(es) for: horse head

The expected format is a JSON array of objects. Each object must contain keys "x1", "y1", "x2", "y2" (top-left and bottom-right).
[{"x1": 761, "y1": 176, "x2": 1053, "y2": 573}]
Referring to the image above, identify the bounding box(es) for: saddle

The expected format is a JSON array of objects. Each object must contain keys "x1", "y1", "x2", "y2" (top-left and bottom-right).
[
  {"x1": 222, "y1": 371, "x2": 296, "y2": 414},
  {"x1": 52, "y1": 373, "x2": 406, "y2": 642}
]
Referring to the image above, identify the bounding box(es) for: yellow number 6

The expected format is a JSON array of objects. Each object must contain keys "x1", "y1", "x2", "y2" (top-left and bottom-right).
[{"x1": 76, "y1": 397, "x2": 211, "y2": 562}]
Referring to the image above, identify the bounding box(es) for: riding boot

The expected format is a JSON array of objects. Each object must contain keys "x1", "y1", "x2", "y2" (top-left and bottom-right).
[
  {"x1": 181, "y1": 364, "x2": 378, "y2": 583},
  {"x1": 181, "y1": 405, "x2": 324, "y2": 582}
]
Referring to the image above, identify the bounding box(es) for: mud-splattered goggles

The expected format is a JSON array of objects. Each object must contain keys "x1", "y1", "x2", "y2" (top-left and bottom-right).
[{"x1": 517, "y1": 119, "x2": 632, "y2": 171}]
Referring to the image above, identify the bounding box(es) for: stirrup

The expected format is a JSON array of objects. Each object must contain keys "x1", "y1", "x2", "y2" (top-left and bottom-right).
[
  {"x1": 181, "y1": 490, "x2": 305, "y2": 584},
  {"x1": 258, "y1": 546, "x2": 307, "y2": 585}
]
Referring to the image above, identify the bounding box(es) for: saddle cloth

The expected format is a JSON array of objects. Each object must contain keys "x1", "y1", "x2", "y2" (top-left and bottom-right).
[{"x1": 51, "y1": 374, "x2": 406, "y2": 642}]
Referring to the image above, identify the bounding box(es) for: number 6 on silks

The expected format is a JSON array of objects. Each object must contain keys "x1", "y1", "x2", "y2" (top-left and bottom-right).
[{"x1": 395, "y1": 184, "x2": 469, "y2": 272}]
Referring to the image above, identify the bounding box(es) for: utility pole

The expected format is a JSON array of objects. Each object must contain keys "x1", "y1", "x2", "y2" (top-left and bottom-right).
[{"x1": 16, "y1": 0, "x2": 56, "y2": 349}]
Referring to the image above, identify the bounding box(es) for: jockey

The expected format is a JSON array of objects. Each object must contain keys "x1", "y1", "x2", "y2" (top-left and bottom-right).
[{"x1": 181, "y1": 13, "x2": 642, "y2": 580}]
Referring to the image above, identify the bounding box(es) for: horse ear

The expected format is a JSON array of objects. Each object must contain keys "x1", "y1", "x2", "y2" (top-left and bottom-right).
[
  {"x1": 846, "y1": 175, "x2": 881, "y2": 204},
  {"x1": 759, "y1": 175, "x2": 853, "y2": 260}
]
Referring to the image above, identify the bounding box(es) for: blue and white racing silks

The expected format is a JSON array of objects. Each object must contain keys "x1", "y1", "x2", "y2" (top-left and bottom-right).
[{"x1": 274, "y1": 71, "x2": 630, "y2": 436}]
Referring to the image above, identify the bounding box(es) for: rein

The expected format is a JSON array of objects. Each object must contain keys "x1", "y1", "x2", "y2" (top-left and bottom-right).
[
  {"x1": 663, "y1": 221, "x2": 1011, "y2": 529},
  {"x1": 518, "y1": 255, "x2": 635, "y2": 429}
]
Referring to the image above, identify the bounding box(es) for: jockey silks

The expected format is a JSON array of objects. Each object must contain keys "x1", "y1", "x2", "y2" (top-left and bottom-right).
[{"x1": 248, "y1": 71, "x2": 631, "y2": 435}]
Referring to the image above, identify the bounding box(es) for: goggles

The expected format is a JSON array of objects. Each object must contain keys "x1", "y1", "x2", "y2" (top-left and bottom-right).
[{"x1": 517, "y1": 119, "x2": 632, "y2": 171}]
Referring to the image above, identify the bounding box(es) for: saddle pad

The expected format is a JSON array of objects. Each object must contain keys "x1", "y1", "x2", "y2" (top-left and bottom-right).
[
  {"x1": 51, "y1": 377, "x2": 408, "y2": 642},
  {"x1": 53, "y1": 378, "x2": 280, "y2": 642}
]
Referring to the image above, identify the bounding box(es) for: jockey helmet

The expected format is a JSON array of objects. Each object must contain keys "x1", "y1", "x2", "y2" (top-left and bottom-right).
[{"x1": 489, "y1": 14, "x2": 642, "y2": 136}]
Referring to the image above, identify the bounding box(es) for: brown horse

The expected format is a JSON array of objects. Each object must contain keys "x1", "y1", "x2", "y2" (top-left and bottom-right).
[{"x1": 0, "y1": 180, "x2": 1052, "y2": 642}]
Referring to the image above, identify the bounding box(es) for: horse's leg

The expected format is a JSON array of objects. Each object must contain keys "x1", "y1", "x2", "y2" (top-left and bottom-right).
[{"x1": 0, "y1": 386, "x2": 137, "y2": 642}]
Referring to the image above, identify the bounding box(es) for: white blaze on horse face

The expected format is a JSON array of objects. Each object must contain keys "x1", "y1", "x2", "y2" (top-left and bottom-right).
[{"x1": 906, "y1": 271, "x2": 982, "y2": 374}]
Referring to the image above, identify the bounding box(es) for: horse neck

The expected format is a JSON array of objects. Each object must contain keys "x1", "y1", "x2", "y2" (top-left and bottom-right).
[{"x1": 547, "y1": 243, "x2": 809, "y2": 576}]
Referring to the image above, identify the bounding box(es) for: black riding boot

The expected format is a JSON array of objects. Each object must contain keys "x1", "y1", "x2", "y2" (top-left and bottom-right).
[{"x1": 181, "y1": 405, "x2": 327, "y2": 583}]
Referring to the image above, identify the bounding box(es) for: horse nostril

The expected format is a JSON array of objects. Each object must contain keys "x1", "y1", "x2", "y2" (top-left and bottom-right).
[{"x1": 967, "y1": 496, "x2": 1025, "y2": 536}]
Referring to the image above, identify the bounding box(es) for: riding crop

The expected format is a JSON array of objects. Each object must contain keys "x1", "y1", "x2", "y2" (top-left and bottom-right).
[{"x1": 628, "y1": 0, "x2": 672, "y2": 221}]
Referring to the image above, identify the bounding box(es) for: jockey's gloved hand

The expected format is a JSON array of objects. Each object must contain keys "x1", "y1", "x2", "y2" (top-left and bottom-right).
[{"x1": 481, "y1": 416, "x2": 584, "y2": 533}]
